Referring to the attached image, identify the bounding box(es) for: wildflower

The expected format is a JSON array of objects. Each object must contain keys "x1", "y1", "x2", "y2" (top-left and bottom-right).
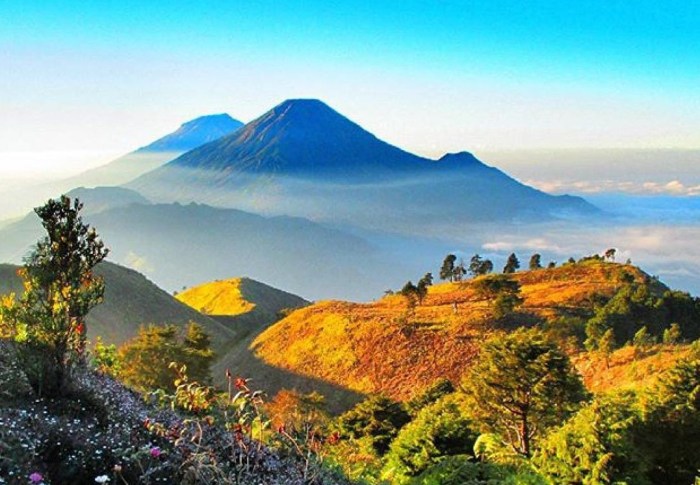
[
  {"x1": 113, "y1": 464, "x2": 122, "y2": 473},
  {"x1": 277, "y1": 424, "x2": 286, "y2": 434},
  {"x1": 328, "y1": 431, "x2": 340, "y2": 445},
  {"x1": 95, "y1": 475, "x2": 109, "y2": 483},
  {"x1": 225, "y1": 368, "x2": 232, "y2": 379},
  {"x1": 29, "y1": 473, "x2": 43, "y2": 484},
  {"x1": 150, "y1": 446, "x2": 162, "y2": 458},
  {"x1": 75, "y1": 322, "x2": 84, "y2": 334},
  {"x1": 234, "y1": 377, "x2": 247, "y2": 390}
]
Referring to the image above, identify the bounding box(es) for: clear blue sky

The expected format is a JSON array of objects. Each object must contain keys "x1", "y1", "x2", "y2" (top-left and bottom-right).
[{"x1": 1, "y1": 1, "x2": 699, "y2": 177}]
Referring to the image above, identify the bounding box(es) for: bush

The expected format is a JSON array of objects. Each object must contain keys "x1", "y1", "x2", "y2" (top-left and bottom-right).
[
  {"x1": 382, "y1": 394, "x2": 477, "y2": 483},
  {"x1": 337, "y1": 395, "x2": 410, "y2": 455},
  {"x1": 535, "y1": 391, "x2": 650, "y2": 484}
]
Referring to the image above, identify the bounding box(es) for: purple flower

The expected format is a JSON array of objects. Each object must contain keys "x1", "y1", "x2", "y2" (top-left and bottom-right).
[
  {"x1": 29, "y1": 473, "x2": 43, "y2": 484},
  {"x1": 149, "y1": 446, "x2": 162, "y2": 458}
]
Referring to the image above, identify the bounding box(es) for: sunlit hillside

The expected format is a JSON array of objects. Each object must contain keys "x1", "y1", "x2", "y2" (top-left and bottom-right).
[
  {"x1": 176, "y1": 277, "x2": 308, "y2": 321},
  {"x1": 575, "y1": 343, "x2": 693, "y2": 393},
  {"x1": 249, "y1": 261, "x2": 664, "y2": 403}
]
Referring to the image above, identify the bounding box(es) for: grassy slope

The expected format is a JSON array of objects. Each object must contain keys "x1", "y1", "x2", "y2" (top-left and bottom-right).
[
  {"x1": 174, "y1": 277, "x2": 364, "y2": 412},
  {"x1": 575, "y1": 344, "x2": 692, "y2": 394},
  {"x1": 250, "y1": 262, "x2": 672, "y2": 405},
  {"x1": 0, "y1": 262, "x2": 235, "y2": 351}
]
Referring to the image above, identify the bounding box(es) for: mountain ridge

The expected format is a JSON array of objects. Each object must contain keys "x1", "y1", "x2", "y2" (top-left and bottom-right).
[{"x1": 127, "y1": 99, "x2": 598, "y2": 228}]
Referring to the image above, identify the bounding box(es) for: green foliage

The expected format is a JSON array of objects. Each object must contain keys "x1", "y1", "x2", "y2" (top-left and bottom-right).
[
  {"x1": 337, "y1": 395, "x2": 411, "y2": 455},
  {"x1": 470, "y1": 276, "x2": 525, "y2": 320},
  {"x1": 502, "y1": 253, "x2": 520, "y2": 274},
  {"x1": 0, "y1": 196, "x2": 108, "y2": 396},
  {"x1": 440, "y1": 254, "x2": 457, "y2": 282},
  {"x1": 535, "y1": 391, "x2": 650, "y2": 485},
  {"x1": 91, "y1": 336, "x2": 121, "y2": 376},
  {"x1": 462, "y1": 328, "x2": 587, "y2": 457},
  {"x1": 540, "y1": 316, "x2": 587, "y2": 353},
  {"x1": 585, "y1": 283, "x2": 700, "y2": 351},
  {"x1": 118, "y1": 322, "x2": 214, "y2": 392},
  {"x1": 528, "y1": 254, "x2": 542, "y2": 270},
  {"x1": 638, "y1": 351, "x2": 700, "y2": 484},
  {"x1": 406, "y1": 377, "x2": 455, "y2": 416},
  {"x1": 662, "y1": 323, "x2": 682, "y2": 344},
  {"x1": 469, "y1": 254, "x2": 493, "y2": 277},
  {"x1": 382, "y1": 394, "x2": 478, "y2": 483},
  {"x1": 632, "y1": 326, "x2": 656, "y2": 352}
]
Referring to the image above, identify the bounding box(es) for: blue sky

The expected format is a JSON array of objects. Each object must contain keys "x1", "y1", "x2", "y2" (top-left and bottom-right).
[{"x1": 1, "y1": 1, "x2": 700, "y2": 178}]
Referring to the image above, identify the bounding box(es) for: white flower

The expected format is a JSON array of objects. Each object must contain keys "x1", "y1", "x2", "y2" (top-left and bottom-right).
[{"x1": 95, "y1": 476, "x2": 110, "y2": 484}]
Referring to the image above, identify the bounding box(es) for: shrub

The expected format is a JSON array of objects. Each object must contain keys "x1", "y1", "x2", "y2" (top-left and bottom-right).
[
  {"x1": 382, "y1": 394, "x2": 477, "y2": 483},
  {"x1": 337, "y1": 395, "x2": 410, "y2": 455}
]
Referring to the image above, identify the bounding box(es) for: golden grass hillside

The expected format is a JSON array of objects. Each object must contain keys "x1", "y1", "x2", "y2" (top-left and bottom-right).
[
  {"x1": 176, "y1": 277, "x2": 308, "y2": 322},
  {"x1": 249, "y1": 262, "x2": 662, "y2": 403}
]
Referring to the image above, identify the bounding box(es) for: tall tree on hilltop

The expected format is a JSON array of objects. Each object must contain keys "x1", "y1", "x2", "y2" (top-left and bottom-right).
[
  {"x1": 416, "y1": 273, "x2": 433, "y2": 304},
  {"x1": 503, "y1": 253, "x2": 520, "y2": 274},
  {"x1": 469, "y1": 254, "x2": 494, "y2": 276},
  {"x1": 529, "y1": 253, "x2": 543, "y2": 270},
  {"x1": 0, "y1": 196, "x2": 109, "y2": 396},
  {"x1": 439, "y1": 254, "x2": 457, "y2": 282}
]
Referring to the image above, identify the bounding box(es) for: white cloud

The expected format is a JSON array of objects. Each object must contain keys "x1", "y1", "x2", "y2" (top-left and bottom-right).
[{"x1": 525, "y1": 178, "x2": 700, "y2": 196}]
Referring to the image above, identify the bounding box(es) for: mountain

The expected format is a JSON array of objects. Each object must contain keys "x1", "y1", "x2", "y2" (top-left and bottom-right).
[
  {"x1": 0, "y1": 261, "x2": 235, "y2": 350},
  {"x1": 128, "y1": 99, "x2": 597, "y2": 232},
  {"x1": 0, "y1": 114, "x2": 243, "y2": 221},
  {"x1": 0, "y1": 199, "x2": 401, "y2": 301},
  {"x1": 65, "y1": 113, "x2": 244, "y2": 188}
]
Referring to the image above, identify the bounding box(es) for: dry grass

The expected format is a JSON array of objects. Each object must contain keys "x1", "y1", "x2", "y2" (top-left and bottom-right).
[
  {"x1": 574, "y1": 344, "x2": 692, "y2": 394},
  {"x1": 250, "y1": 262, "x2": 654, "y2": 402},
  {"x1": 177, "y1": 278, "x2": 256, "y2": 316}
]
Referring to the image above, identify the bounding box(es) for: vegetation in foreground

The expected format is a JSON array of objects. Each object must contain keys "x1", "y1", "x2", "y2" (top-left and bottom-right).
[{"x1": 1, "y1": 196, "x2": 699, "y2": 484}]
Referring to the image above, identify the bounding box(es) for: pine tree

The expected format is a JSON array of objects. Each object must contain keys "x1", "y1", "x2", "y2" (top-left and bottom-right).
[{"x1": 503, "y1": 253, "x2": 520, "y2": 274}]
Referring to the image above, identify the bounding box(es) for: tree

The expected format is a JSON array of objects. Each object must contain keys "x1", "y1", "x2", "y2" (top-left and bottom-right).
[
  {"x1": 416, "y1": 273, "x2": 433, "y2": 304},
  {"x1": 662, "y1": 323, "x2": 682, "y2": 344},
  {"x1": 400, "y1": 281, "x2": 419, "y2": 307},
  {"x1": 440, "y1": 254, "x2": 457, "y2": 282},
  {"x1": 472, "y1": 275, "x2": 524, "y2": 319},
  {"x1": 469, "y1": 254, "x2": 493, "y2": 277},
  {"x1": 502, "y1": 253, "x2": 520, "y2": 274},
  {"x1": 182, "y1": 322, "x2": 215, "y2": 384},
  {"x1": 119, "y1": 323, "x2": 214, "y2": 392},
  {"x1": 462, "y1": 328, "x2": 587, "y2": 457},
  {"x1": 0, "y1": 196, "x2": 109, "y2": 396},
  {"x1": 598, "y1": 328, "x2": 616, "y2": 369},
  {"x1": 382, "y1": 394, "x2": 477, "y2": 481},
  {"x1": 337, "y1": 395, "x2": 411, "y2": 455},
  {"x1": 529, "y1": 254, "x2": 542, "y2": 270},
  {"x1": 535, "y1": 391, "x2": 648, "y2": 484},
  {"x1": 453, "y1": 259, "x2": 467, "y2": 282}
]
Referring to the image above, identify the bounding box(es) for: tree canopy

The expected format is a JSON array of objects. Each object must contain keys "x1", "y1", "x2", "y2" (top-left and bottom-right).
[{"x1": 462, "y1": 328, "x2": 587, "y2": 457}]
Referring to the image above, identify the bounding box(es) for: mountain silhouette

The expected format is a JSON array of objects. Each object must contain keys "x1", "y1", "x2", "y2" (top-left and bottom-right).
[{"x1": 128, "y1": 99, "x2": 597, "y2": 229}]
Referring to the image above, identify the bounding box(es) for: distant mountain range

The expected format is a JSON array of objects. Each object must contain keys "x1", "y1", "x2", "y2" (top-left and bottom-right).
[
  {"x1": 0, "y1": 186, "x2": 404, "y2": 301},
  {"x1": 128, "y1": 99, "x2": 597, "y2": 231},
  {"x1": 61, "y1": 113, "x2": 244, "y2": 188},
  {"x1": 0, "y1": 113, "x2": 242, "y2": 220}
]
